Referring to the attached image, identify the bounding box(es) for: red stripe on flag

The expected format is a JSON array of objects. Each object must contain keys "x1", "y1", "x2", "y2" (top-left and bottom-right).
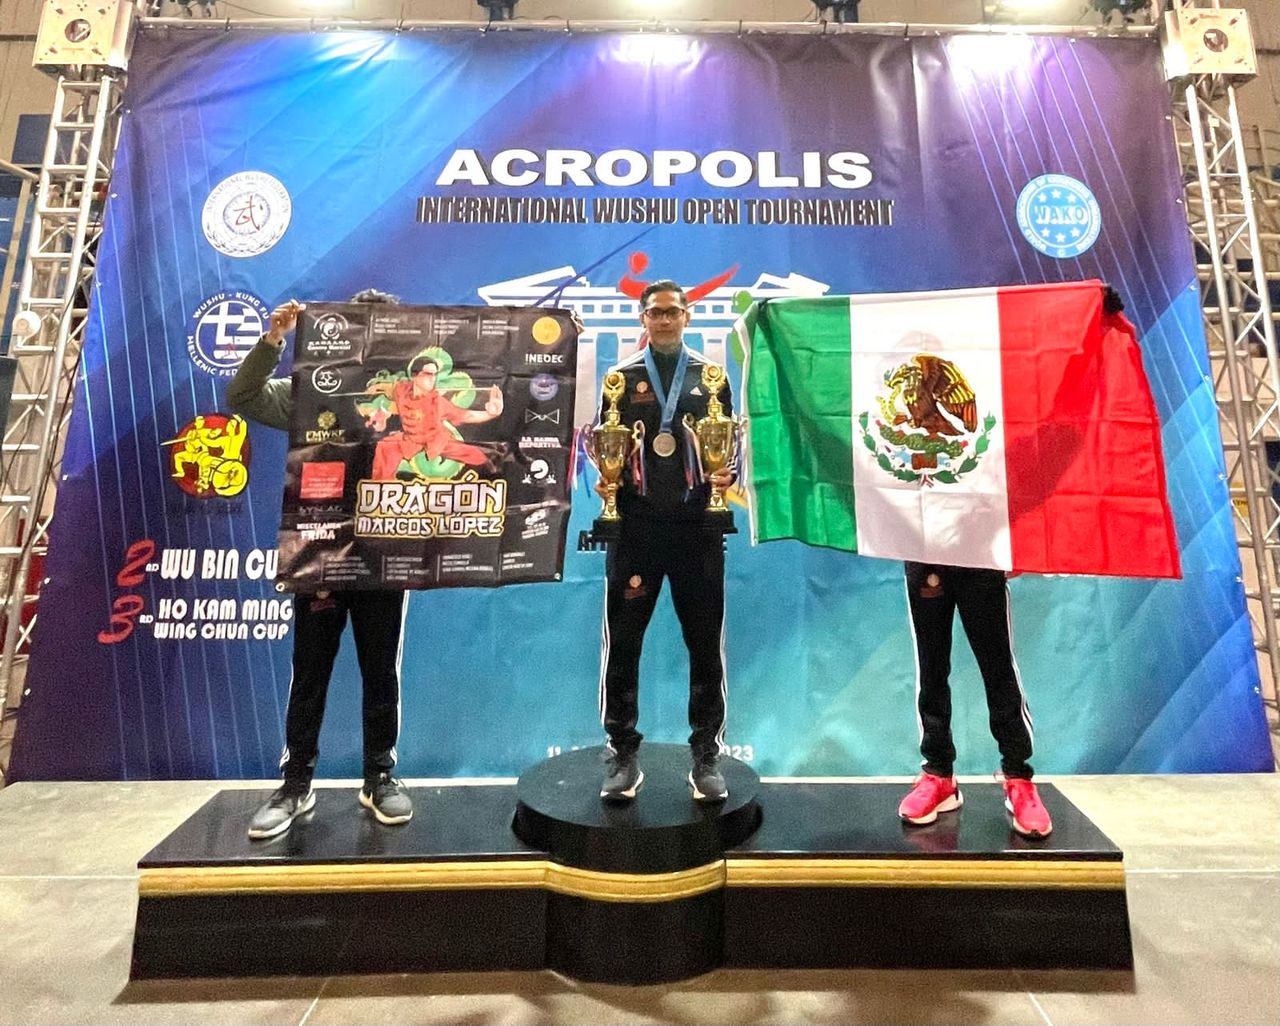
[{"x1": 999, "y1": 281, "x2": 1180, "y2": 578}]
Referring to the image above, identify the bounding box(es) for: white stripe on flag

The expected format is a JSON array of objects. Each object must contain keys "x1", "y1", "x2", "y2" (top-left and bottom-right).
[{"x1": 848, "y1": 290, "x2": 1012, "y2": 570}]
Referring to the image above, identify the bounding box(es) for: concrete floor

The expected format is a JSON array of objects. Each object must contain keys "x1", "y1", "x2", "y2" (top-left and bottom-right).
[{"x1": 0, "y1": 774, "x2": 1276, "y2": 1026}]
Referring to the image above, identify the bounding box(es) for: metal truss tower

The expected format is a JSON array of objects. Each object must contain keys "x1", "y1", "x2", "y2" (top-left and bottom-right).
[
  {"x1": 0, "y1": 70, "x2": 125, "y2": 777},
  {"x1": 1168, "y1": 2, "x2": 1280, "y2": 733}
]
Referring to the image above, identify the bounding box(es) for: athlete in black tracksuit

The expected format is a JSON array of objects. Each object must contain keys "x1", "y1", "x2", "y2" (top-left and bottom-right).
[
  {"x1": 596, "y1": 281, "x2": 733, "y2": 800},
  {"x1": 904, "y1": 562, "x2": 1034, "y2": 780}
]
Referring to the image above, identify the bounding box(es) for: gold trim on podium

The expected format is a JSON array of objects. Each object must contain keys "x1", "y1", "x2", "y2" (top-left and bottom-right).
[
  {"x1": 138, "y1": 859, "x2": 726, "y2": 903},
  {"x1": 724, "y1": 857, "x2": 1125, "y2": 890},
  {"x1": 138, "y1": 855, "x2": 1123, "y2": 901}
]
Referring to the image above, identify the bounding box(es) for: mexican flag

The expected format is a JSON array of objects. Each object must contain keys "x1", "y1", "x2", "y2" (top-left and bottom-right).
[{"x1": 740, "y1": 280, "x2": 1180, "y2": 578}]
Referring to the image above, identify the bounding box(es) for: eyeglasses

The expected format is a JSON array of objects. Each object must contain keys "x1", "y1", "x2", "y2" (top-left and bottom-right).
[{"x1": 642, "y1": 307, "x2": 686, "y2": 321}]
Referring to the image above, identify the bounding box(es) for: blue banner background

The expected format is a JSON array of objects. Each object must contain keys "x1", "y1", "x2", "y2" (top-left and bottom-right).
[{"x1": 10, "y1": 28, "x2": 1272, "y2": 779}]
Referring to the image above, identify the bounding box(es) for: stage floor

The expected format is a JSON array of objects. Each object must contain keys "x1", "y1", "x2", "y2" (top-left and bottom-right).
[{"x1": 0, "y1": 773, "x2": 1276, "y2": 1025}]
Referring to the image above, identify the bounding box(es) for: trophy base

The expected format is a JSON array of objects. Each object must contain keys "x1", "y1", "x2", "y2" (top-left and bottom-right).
[
  {"x1": 588, "y1": 517, "x2": 622, "y2": 545},
  {"x1": 703, "y1": 508, "x2": 737, "y2": 535}
]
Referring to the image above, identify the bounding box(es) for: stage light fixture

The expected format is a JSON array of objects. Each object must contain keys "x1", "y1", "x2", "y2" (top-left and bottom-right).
[
  {"x1": 812, "y1": 0, "x2": 860, "y2": 24},
  {"x1": 11, "y1": 311, "x2": 42, "y2": 340},
  {"x1": 477, "y1": 0, "x2": 517, "y2": 21}
]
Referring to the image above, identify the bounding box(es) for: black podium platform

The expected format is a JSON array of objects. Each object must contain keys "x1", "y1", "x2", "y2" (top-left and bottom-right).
[{"x1": 132, "y1": 753, "x2": 1132, "y2": 982}]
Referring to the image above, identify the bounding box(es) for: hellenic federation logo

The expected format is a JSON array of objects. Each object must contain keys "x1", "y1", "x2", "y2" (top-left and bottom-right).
[
  {"x1": 1015, "y1": 174, "x2": 1101, "y2": 259},
  {"x1": 201, "y1": 171, "x2": 292, "y2": 258},
  {"x1": 163, "y1": 413, "x2": 251, "y2": 498},
  {"x1": 187, "y1": 291, "x2": 270, "y2": 376},
  {"x1": 859, "y1": 354, "x2": 996, "y2": 486}
]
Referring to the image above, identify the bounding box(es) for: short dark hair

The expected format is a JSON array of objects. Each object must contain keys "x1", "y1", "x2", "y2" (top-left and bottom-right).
[
  {"x1": 639, "y1": 279, "x2": 687, "y2": 309},
  {"x1": 349, "y1": 288, "x2": 400, "y2": 304}
]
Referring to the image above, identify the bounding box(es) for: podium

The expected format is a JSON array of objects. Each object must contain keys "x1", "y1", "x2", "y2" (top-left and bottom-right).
[{"x1": 132, "y1": 748, "x2": 1131, "y2": 981}]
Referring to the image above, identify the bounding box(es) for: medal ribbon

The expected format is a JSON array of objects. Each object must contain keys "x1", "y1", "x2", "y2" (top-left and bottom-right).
[{"x1": 643, "y1": 343, "x2": 690, "y2": 442}]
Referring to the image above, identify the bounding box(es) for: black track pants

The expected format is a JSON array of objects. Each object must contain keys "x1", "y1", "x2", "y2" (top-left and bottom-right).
[
  {"x1": 600, "y1": 516, "x2": 727, "y2": 761},
  {"x1": 904, "y1": 562, "x2": 1034, "y2": 780},
  {"x1": 281, "y1": 589, "x2": 406, "y2": 786}
]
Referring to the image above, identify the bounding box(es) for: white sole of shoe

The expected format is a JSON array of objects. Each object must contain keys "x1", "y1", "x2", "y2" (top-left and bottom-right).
[
  {"x1": 687, "y1": 772, "x2": 728, "y2": 803},
  {"x1": 1004, "y1": 798, "x2": 1052, "y2": 838},
  {"x1": 247, "y1": 789, "x2": 316, "y2": 840},
  {"x1": 899, "y1": 789, "x2": 963, "y2": 826},
  {"x1": 359, "y1": 789, "x2": 413, "y2": 825},
  {"x1": 600, "y1": 769, "x2": 644, "y2": 801}
]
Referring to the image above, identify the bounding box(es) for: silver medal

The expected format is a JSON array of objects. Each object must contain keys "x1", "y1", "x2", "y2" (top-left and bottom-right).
[{"x1": 652, "y1": 431, "x2": 677, "y2": 458}]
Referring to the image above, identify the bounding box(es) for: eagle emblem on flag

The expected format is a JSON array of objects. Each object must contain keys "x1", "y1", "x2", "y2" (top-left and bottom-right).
[{"x1": 860, "y1": 354, "x2": 997, "y2": 486}]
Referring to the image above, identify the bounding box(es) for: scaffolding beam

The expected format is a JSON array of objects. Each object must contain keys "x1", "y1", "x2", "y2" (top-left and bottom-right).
[
  {"x1": 0, "y1": 70, "x2": 125, "y2": 780},
  {"x1": 1169, "y1": 1, "x2": 1280, "y2": 734}
]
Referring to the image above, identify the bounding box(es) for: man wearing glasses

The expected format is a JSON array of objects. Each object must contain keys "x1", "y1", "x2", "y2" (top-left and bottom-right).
[{"x1": 593, "y1": 279, "x2": 736, "y2": 803}]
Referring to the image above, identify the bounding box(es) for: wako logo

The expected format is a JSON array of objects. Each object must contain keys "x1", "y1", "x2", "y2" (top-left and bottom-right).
[
  {"x1": 187, "y1": 291, "x2": 270, "y2": 376},
  {"x1": 202, "y1": 171, "x2": 292, "y2": 258},
  {"x1": 1016, "y1": 174, "x2": 1101, "y2": 259},
  {"x1": 311, "y1": 366, "x2": 342, "y2": 395}
]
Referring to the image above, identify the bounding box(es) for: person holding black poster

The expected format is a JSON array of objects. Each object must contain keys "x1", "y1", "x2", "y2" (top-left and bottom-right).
[
  {"x1": 228, "y1": 289, "x2": 414, "y2": 839},
  {"x1": 594, "y1": 279, "x2": 736, "y2": 803}
]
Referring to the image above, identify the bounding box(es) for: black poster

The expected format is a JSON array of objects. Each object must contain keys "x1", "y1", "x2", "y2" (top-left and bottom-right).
[{"x1": 279, "y1": 303, "x2": 578, "y2": 590}]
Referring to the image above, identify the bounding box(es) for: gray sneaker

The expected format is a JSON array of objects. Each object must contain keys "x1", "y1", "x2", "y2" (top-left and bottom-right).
[
  {"x1": 689, "y1": 756, "x2": 728, "y2": 802},
  {"x1": 359, "y1": 773, "x2": 414, "y2": 825},
  {"x1": 600, "y1": 752, "x2": 644, "y2": 801},
  {"x1": 247, "y1": 784, "x2": 316, "y2": 840}
]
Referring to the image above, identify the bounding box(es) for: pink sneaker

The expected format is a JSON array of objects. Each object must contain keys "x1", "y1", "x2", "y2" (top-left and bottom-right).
[
  {"x1": 898, "y1": 773, "x2": 963, "y2": 825},
  {"x1": 1003, "y1": 777, "x2": 1053, "y2": 838}
]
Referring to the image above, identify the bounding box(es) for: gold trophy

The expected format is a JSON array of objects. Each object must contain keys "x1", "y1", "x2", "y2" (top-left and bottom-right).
[
  {"x1": 685, "y1": 363, "x2": 739, "y2": 530},
  {"x1": 584, "y1": 370, "x2": 639, "y2": 540}
]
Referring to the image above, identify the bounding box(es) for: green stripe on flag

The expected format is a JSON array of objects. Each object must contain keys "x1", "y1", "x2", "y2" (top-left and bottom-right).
[{"x1": 744, "y1": 298, "x2": 858, "y2": 551}]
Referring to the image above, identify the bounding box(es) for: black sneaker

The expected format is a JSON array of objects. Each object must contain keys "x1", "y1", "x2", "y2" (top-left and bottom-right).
[
  {"x1": 359, "y1": 773, "x2": 414, "y2": 825},
  {"x1": 247, "y1": 784, "x2": 316, "y2": 840},
  {"x1": 689, "y1": 755, "x2": 728, "y2": 802},
  {"x1": 600, "y1": 752, "x2": 644, "y2": 801}
]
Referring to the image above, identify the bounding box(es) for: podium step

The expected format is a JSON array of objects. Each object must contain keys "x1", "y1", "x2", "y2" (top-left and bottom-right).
[{"x1": 131, "y1": 763, "x2": 1130, "y2": 981}]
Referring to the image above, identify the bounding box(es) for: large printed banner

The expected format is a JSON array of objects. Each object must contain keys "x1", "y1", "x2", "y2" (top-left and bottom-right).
[
  {"x1": 280, "y1": 303, "x2": 578, "y2": 589},
  {"x1": 9, "y1": 27, "x2": 1273, "y2": 780}
]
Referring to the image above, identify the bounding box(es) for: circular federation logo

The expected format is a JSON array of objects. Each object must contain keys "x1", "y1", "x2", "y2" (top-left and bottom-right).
[
  {"x1": 529, "y1": 373, "x2": 559, "y2": 401},
  {"x1": 1015, "y1": 174, "x2": 1101, "y2": 260},
  {"x1": 202, "y1": 171, "x2": 292, "y2": 258},
  {"x1": 188, "y1": 291, "x2": 270, "y2": 376},
  {"x1": 164, "y1": 413, "x2": 251, "y2": 499}
]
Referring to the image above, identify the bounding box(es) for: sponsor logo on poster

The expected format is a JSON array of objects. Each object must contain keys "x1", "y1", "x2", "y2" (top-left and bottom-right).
[
  {"x1": 305, "y1": 410, "x2": 345, "y2": 444},
  {"x1": 531, "y1": 316, "x2": 563, "y2": 345},
  {"x1": 201, "y1": 171, "x2": 292, "y2": 258},
  {"x1": 301, "y1": 461, "x2": 346, "y2": 500},
  {"x1": 307, "y1": 312, "x2": 355, "y2": 357},
  {"x1": 530, "y1": 373, "x2": 559, "y2": 401},
  {"x1": 311, "y1": 366, "x2": 342, "y2": 395},
  {"x1": 522, "y1": 507, "x2": 552, "y2": 540}
]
